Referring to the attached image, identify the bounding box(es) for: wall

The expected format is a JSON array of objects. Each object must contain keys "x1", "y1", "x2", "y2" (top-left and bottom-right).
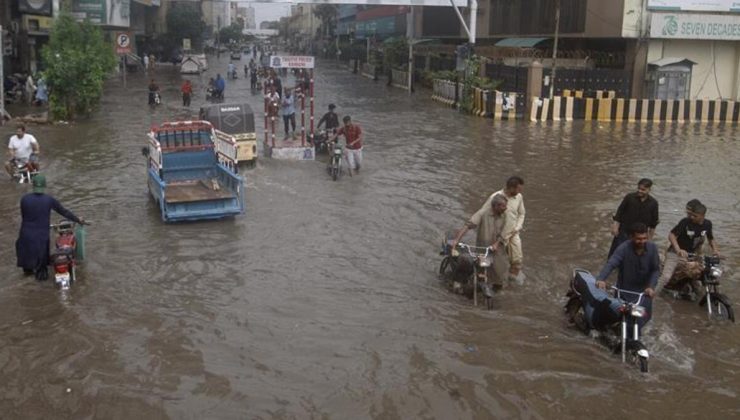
[{"x1": 647, "y1": 39, "x2": 740, "y2": 99}]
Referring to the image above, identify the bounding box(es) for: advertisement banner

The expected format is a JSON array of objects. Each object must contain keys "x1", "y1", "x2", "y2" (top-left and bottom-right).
[
  {"x1": 648, "y1": 0, "x2": 740, "y2": 12},
  {"x1": 72, "y1": 0, "x2": 130, "y2": 26},
  {"x1": 270, "y1": 56, "x2": 315, "y2": 69},
  {"x1": 650, "y1": 12, "x2": 740, "y2": 39}
]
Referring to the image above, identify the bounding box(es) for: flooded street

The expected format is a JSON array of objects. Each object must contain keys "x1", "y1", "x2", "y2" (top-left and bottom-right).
[{"x1": 1, "y1": 55, "x2": 739, "y2": 418}]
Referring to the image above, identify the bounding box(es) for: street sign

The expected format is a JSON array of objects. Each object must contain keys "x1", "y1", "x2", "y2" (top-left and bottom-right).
[
  {"x1": 270, "y1": 56, "x2": 314, "y2": 69},
  {"x1": 115, "y1": 32, "x2": 132, "y2": 55}
]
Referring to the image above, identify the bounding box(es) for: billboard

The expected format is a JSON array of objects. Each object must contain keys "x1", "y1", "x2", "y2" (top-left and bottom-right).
[
  {"x1": 270, "y1": 55, "x2": 315, "y2": 69},
  {"x1": 257, "y1": 0, "x2": 467, "y2": 7},
  {"x1": 650, "y1": 12, "x2": 740, "y2": 40},
  {"x1": 72, "y1": 0, "x2": 131, "y2": 27},
  {"x1": 648, "y1": 0, "x2": 740, "y2": 12}
]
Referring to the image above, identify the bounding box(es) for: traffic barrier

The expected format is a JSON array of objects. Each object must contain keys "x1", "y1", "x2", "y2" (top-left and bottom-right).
[
  {"x1": 361, "y1": 63, "x2": 378, "y2": 80},
  {"x1": 492, "y1": 91, "x2": 520, "y2": 121},
  {"x1": 431, "y1": 79, "x2": 458, "y2": 107},
  {"x1": 531, "y1": 97, "x2": 740, "y2": 123},
  {"x1": 561, "y1": 89, "x2": 615, "y2": 99},
  {"x1": 390, "y1": 69, "x2": 410, "y2": 90}
]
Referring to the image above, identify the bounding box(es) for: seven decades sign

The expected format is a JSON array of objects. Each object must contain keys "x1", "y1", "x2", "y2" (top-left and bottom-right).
[{"x1": 651, "y1": 12, "x2": 740, "y2": 40}]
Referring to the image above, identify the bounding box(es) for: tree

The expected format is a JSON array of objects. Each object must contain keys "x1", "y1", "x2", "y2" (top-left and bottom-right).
[
  {"x1": 41, "y1": 13, "x2": 116, "y2": 120},
  {"x1": 166, "y1": 2, "x2": 206, "y2": 47},
  {"x1": 313, "y1": 4, "x2": 338, "y2": 37},
  {"x1": 219, "y1": 23, "x2": 244, "y2": 45}
]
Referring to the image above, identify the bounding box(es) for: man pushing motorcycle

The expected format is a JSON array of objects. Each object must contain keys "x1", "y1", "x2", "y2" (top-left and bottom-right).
[
  {"x1": 15, "y1": 175, "x2": 86, "y2": 280},
  {"x1": 595, "y1": 223, "x2": 661, "y2": 332},
  {"x1": 450, "y1": 193, "x2": 511, "y2": 290},
  {"x1": 5, "y1": 124, "x2": 40, "y2": 177}
]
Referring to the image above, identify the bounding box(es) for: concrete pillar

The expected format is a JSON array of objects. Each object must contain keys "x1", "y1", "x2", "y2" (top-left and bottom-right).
[
  {"x1": 733, "y1": 43, "x2": 740, "y2": 100},
  {"x1": 526, "y1": 61, "x2": 543, "y2": 116},
  {"x1": 627, "y1": 39, "x2": 648, "y2": 99}
]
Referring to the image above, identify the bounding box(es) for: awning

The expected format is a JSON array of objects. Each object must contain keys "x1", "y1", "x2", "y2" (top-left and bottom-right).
[
  {"x1": 495, "y1": 37, "x2": 549, "y2": 48},
  {"x1": 648, "y1": 57, "x2": 697, "y2": 68}
]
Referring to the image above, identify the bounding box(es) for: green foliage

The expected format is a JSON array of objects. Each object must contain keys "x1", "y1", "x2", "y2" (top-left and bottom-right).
[
  {"x1": 381, "y1": 38, "x2": 407, "y2": 71},
  {"x1": 166, "y1": 2, "x2": 206, "y2": 47},
  {"x1": 313, "y1": 4, "x2": 338, "y2": 37},
  {"x1": 41, "y1": 14, "x2": 116, "y2": 120},
  {"x1": 219, "y1": 23, "x2": 244, "y2": 44}
]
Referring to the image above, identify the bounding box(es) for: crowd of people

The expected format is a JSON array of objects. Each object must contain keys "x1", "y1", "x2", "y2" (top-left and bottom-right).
[{"x1": 450, "y1": 175, "x2": 721, "y2": 337}]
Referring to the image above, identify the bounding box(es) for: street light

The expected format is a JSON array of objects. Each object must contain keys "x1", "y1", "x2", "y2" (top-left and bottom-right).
[{"x1": 549, "y1": 0, "x2": 561, "y2": 99}]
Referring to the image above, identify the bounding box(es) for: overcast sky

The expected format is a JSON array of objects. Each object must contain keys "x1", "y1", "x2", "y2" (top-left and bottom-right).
[{"x1": 241, "y1": 2, "x2": 291, "y2": 26}]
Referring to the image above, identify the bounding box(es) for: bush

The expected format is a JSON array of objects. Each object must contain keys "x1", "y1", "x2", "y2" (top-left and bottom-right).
[{"x1": 41, "y1": 14, "x2": 116, "y2": 120}]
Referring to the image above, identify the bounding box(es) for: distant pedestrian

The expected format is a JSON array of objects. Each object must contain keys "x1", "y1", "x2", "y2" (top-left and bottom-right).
[
  {"x1": 143, "y1": 54, "x2": 149, "y2": 71},
  {"x1": 181, "y1": 80, "x2": 193, "y2": 107},
  {"x1": 25, "y1": 74, "x2": 36, "y2": 105},
  {"x1": 281, "y1": 89, "x2": 296, "y2": 139},
  {"x1": 608, "y1": 178, "x2": 659, "y2": 258}
]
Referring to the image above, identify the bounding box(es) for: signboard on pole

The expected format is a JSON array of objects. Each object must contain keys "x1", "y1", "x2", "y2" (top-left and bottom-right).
[
  {"x1": 270, "y1": 56, "x2": 315, "y2": 69},
  {"x1": 650, "y1": 12, "x2": 740, "y2": 39},
  {"x1": 115, "y1": 31, "x2": 132, "y2": 54},
  {"x1": 648, "y1": 0, "x2": 740, "y2": 12},
  {"x1": 183, "y1": 38, "x2": 191, "y2": 51}
]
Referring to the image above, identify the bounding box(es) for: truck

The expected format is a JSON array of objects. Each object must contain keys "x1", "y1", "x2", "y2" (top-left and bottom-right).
[{"x1": 143, "y1": 121, "x2": 245, "y2": 222}]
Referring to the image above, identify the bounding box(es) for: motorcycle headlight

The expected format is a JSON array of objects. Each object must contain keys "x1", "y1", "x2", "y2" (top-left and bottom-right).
[
  {"x1": 631, "y1": 305, "x2": 647, "y2": 318},
  {"x1": 710, "y1": 267, "x2": 723, "y2": 278}
]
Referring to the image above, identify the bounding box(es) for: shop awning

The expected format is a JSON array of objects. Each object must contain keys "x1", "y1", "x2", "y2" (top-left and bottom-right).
[
  {"x1": 495, "y1": 37, "x2": 549, "y2": 48},
  {"x1": 648, "y1": 57, "x2": 697, "y2": 68}
]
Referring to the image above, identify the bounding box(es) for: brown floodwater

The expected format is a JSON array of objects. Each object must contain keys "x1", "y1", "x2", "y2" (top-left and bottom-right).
[{"x1": 0, "y1": 55, "x2": 738, "y2": 419}]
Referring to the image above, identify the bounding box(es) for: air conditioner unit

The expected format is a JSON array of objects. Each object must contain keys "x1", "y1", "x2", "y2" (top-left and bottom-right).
[{"x1": 18, "y1": 0, "x2": 53, "y2": 16}]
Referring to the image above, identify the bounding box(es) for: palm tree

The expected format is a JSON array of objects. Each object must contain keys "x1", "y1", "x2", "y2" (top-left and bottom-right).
[{"x1": 313, "y1": 4, "x2": 338, "y2": 37}]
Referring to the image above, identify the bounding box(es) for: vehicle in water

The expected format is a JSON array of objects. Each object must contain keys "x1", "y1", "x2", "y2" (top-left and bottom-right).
[
  {"x1": 439, "y1": 240, "x2": 496, "y2": 310},
  {"x1": 9, "y1": 157, "x2": 38, "y2": 183},
  {"x1": 664, "y1": 254, "x2": 734, "y2": 322},
  {"x1": 565, "y1": 269, "x2": 650, "y2": 372},
  {"x1": 142, "y1": 121, "x2": 245, "y2": 222},
  {"x1": 230, "y1": 50, "x2": 242, "y2": 60},
  {"x1": 180, "y1": 55, "x2": 203, "y2": 74},
  {"x1": 199, "y1": 103, "x2": 258, "y2": 167},
  {"x1": 49, "y1": 220, "x2": 86, "y2": 290},
  {"x1": 327, "y1": 142, "x2": 344, "y2": 181}
]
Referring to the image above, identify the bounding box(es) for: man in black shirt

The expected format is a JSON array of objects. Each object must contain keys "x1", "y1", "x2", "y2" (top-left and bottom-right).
[
  {"x1": 317, "y1": 104, "x2": 339, "y2": 132},
  {"x1": 608, "y1": 178, "x2": 659, "y2": 258},
  {"x1": 659, "y1": 200, "x2": 720, "y2": 293}
]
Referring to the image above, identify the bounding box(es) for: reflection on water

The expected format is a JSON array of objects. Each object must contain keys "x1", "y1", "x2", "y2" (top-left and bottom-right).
[{"x1": 0, "y1": 56, "x2": 738, "y2": 418}]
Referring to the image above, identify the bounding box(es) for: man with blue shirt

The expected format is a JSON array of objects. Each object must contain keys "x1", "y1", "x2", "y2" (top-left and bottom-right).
[{"x1": 595, "y1": 223, "x2": 660, "y2": 331}]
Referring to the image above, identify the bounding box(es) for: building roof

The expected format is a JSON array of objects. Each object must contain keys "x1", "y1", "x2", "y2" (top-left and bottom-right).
[
  {"x1": 495, "y1": 37, "x2": 549, "y2": 48},
  {"x1": 648, "y1": 57, "x2": 697, "y2": 68}
]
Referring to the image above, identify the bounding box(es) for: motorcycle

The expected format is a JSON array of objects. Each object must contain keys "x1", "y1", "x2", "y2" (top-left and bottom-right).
[
  {"x1": 314, "y1": 130, "x2": 330, "y2": 154},
  {"x1": 228, "y1": 69, "x2": 238, "y2": 80},
  {"x1": 49, "y1": 220, "x2": 85, "y2": 290},
  {"x1": 148, "y1": 91, "x2": 161, "y2": 108},
  {"x1": 664, "y1": 254, "x2": 734, "y2": 322},
  {"x1": 327, "y1": 141, "x2": 344, "y2": 181},
  {"x1": 565, "y1": 269, "x2": 650, "y2": 372},
  {"x1": 10, "y1": 157, "x2": 38, "y2": 183},
  {"x1": 439, "y1": 240, "x2": 496, "y2": 310},
  {"x1": 206, "y1": 88, "x2": 224, "y2": 101}
]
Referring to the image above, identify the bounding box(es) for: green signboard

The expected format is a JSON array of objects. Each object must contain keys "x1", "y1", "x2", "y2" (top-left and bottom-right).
[{"x1": 72, "y1": 0, "x2": 106, "y2": 25}]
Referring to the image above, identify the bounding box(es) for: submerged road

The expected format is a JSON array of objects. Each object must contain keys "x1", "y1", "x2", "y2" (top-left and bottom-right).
[{"x1": 0, "y1": 54, "x2": 739, "y2": 418}]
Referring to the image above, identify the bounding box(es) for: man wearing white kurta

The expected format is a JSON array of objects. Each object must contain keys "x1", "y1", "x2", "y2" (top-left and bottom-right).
[{"x1": 479, "y1": 176, "x2": 525, "y2": 279}]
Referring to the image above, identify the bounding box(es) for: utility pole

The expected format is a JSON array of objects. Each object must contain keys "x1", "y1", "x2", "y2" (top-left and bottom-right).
[
  {"x1": 549, "y1": 0, "x2": 561, "y2": 99},
  {"x1": 0, "y1": 25, "x2": 5, "y2": 125}
]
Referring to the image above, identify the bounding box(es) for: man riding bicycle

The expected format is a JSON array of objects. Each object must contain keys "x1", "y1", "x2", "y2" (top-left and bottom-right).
[{"x1": 5, "y1": 124, "x2": 40, "y2": 177}]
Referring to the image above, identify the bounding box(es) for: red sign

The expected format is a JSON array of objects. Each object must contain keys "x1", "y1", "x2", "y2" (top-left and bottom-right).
[{"x1": 115, "y1": 32, "x2": 132, "y2": 55}]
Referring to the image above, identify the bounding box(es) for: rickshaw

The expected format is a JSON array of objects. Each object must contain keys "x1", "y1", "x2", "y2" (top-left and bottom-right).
[{"x1": 199, "y1": 103, "x2": 258, "y2": 167}]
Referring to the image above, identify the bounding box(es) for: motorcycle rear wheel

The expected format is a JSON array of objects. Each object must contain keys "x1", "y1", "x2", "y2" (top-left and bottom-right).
[{"x1": 638, "y1": 356, "x2": 649, "y2": 373}]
